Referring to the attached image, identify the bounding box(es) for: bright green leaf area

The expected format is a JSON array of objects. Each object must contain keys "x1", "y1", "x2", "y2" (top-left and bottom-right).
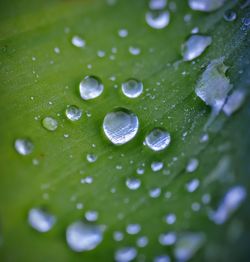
[{"x1": 0, "y1": 0, "x2": 250, "y2": 261}]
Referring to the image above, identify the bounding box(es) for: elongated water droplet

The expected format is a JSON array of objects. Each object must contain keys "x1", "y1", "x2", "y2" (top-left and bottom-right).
[
  {"x1": 151, "y1": 161, "x2": 164, "y2": 172},
  {"x1": 14, "y1": 138, "x2": 34, "y2": 155},
  {"x1": 223, "y1": 89, "x2": 246, "y2": 116},
  {"x1": 136, "y1": 236, "x2": 148, "y2": 247},
  {"x1": 28, "y1": 208, "x2": 56, "y2": 232},
  {"x1": 145, "y1": 128, "x2": 171, "y2": 151},
  {"x1": 42, "y1": 117, "x2": 58, "y2": 131},
  {"x1": 113, "y1": 231, "x2": 124, "y2": 241},
  {"x1": 66, "y1": 221, "x2": 103, "y2": 252},
  {"x1": 72, "y1": 36, "x2": 85, "y2": 47},
  {"x1": 103, "y1": 108, "x2": 139, "y2": 145},
  {"x1": 118, "y1": 29, "x2": 128, "y2": 38},
  {"x1": 65, "y1": 105, "x2": 82, "y2": 121},
  {"x1": 79, "y1": 76, "x2": 104, "y2": 100},
  {"x1": 186, "y1": 158, "x2": 199, "y2": 173},
  {"x1": 115, "y1": 247, "x2": 137, "y2": 262},
  {"x1": 85, "y1": 211, "x2": 99, "y2": 222},
  {"x1": 145, "y1": 10, "x2": 170, "y2": 29},
  {"x1": 149, "y1": 187, "x2": 161, "y2": 198},
  {"x1": 181, "y1": 35, "x2": 212, "y2": 61},
  {"x1": 165, "y1": 213, "x2": 176, "y2": 224},
  {"x1": 126, "y1": 224, "x2": 141, "y2": 235},
  {"x1": 188, "y1": 0, "x2": 226, "y2": 12},
  {"x1": 126, "y1": 178, "x2": 141, "y2": 190},
  {"x1": 121, "y1": 79, "x2": 143, "y2": 98},
  {"x1": 224, "y1": 9, "x2": 237, "y2": 22},
  {"x1": 186, "y1": 179, "x2": 200, "y2": 192}
]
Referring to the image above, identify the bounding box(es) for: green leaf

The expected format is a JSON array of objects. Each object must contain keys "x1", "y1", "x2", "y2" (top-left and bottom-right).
[{"x1": 0, "y1": 0, "x2": 249, "y2": 261}]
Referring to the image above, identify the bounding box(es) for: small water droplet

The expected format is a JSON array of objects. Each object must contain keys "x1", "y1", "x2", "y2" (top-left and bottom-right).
[
  {"x1": 115, "y1": 247, "x2": 137, "y2": 262},
  {"x1": 181, "y1": 35, "x2": 212, "y2": 61},
  {"x1": 28, "y1": 208, "x2": 56, "y2": 232},
  {"x1": 159, "y1": 232, "x2": 177, "y2": 246},
  {"x1": 126, "y1": 178, "x2": 141, "y2": 190},
  {"x1": 154, "y1": 255, "x2": 171, "y2": 262},
  {"x1": 186, "y1": 179, "x2": 200, "y2": 192},
  {"x1": 14, "y1": 138, "x2": 34, "y2": 155},
  {"x1": 149, "y1": 0, "x2": 167, "y2": 10},
  {"x1": 65, "y1": 105, "x2": 82, "y2": 121},
  {"x1": 145, "y1": 128, "x2": 171, "y2": 151},
  {"x1": 66, "y1": 221, "x2": 103, "y2": 252},
  {"x1": 188, "y1": 0, "x2": 226, "y2": 12},
  {"x1": 113, "y1": 231, "x2": 124, "y2": 241},
  {"x1": 136, "y1": 236, "x2": 148, "y2": 247},
  {"x1": 186, "y1": 158, "x2": 199, "y2": 173},
  {"x1": 165, "y1": 213, "x2": 176, "y2": 224},
  {"x1": 145, "y1": 10, "x2": 170, "y2": 29},
  {"x1": 121, "y1": 79, "x2": 143, "y2": 98},
  {"x1": 224, "y1": 9, "x2": 237, "y2": 22},
  {"x1": 79, "y1": 76, "x2": 104, "y2": 100},
  {"x1": 54, "y1": 47, "x2": 60, "y2": 54},
  {"x1": 42, "y1": 117, "x2": 58, "y2": 131},
  {"x1": 151, "y1": 161, "x2": 164, "y2": 172},
  {"x1": 129, "y1": 46, "x2": 141, "y2": 55},
  {"x1": 149, "y1": 187, "x2": 161, "y2": 198},
  {"x1": 118, "y1": 29, "x2": 128, "y2": 38},
  {"x1": 85, "y1": 211, "x2": 99, "y2": 222},
  {"x1": 103, "y1": 108, "x2": 139, "y2": 145},
  {"x1": 126, "y1": 224, "x2": 141, "y2": 235},
  {"x1": 72, "y1": 36, "x2": 85, "y2": 48},
  {"x1": 86, "y1": 153, "x2": 97, "y2": 163}
]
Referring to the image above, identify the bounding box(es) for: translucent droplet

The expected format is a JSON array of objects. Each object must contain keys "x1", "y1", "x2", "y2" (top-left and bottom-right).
[
  {"x1": 174, "y1": 233, "x2": 205, "y2": 261},
  {"x1": 126, "y1": 178, "x2": 141, "y2": 190},
  {"x1": 186, "y1": 158, "x2": 199, "y2": 173},
  {"x1": 149, "y1": 187, "x2": 161, "y2": 198},
  {"x1": 151, "y1": 161, "x2": 164, "y2": 172},
  {"x1": 145, "y1": 128, "x2": 171, "y2": 151},
  {"x1": 121, "y1": 79, "x2": 143, "y2": 98},
  {"x1": 188, "y1": 0, "x2": 226, "y2": 12},
  {"x1": 129, "y1": 46, "x2": 141, "y2": 55},
  {"x1": 149, "y1": 0, "x2": 167, "y2": 10},
  {"x1": 54, "y1": 47, "x2": 60, "y2": 54},
  {"x1": 79, "y1": 76, "x2": 104, "y2": 100},
  {"x1": 42, "y1": 117, "x2": 58, "y2": 131},
  {"x1": 186, "y1": 179, "x2": 200, "y2": 192},
  {"x1": 118, "y1": 29, "x2": 128, "y2": 38},
  {"x1": 72, "y1": 36, "x2": 85, "y2": 48},
  {"x1": 14, "y1": 138, "x2": 34, "y2": 155},
  {"x1": 223, "y1": 89, "x2": 246, "y2": 116},
  {"x1": 159, "y1": 232, "x2": 177, "y2": 246},
  {"x1": 28, "y1": 208, "x2": 56, "y2": 232},
  {"x1": 165, "y1": 213, "x2": 176, "y2": 224},
  {"x1": 145, "y1": 10, "x2": 170, "y2": 29},
  {"x1": 66, "y1": 221, "x2": 103, "y2": 252},
  {"x1": 113, "y1": 231, "x2": 124, "y2": 241},
  {"x1": 65, "y1": 105, "x2": 82, "y2": 121},
  {"x1": 154, "y1": 255, "x2": 171, "y2": 262},
  {"x1": 126, "y1": 224, "x2": 141, "y2": 235},
  {"x1": 136, "y1": 236, "x2": 148, "y2": 247},
  {"x1": 181, "y1": 35, "x2": 212, "y2": 61},
  {"x1": 103, "y1": 108, "x2": 139, "y2": 145},
  {"x1": 85, "y1": 211, "x2": 99, "y2": 222},
  {"x1": 224, "y1": 9, "x2": 237, "y2": 22},
  {"x1": 115, "y1": 247, "x2": 137, "y2": 262},
  {"x1": 86, "y1": 153, "x2": 97, "y2": 163}
]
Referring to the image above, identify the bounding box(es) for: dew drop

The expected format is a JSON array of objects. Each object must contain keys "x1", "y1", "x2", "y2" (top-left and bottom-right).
[
  {"x1": 165, "y1": 213, "x2": 176, "y2": 224},
  {"x1": 154, "y1": 255, "x2": 171, "y2": 262},
  {"x1": 224, "y1": 9, "x2": 237, "y2": 22},
  {"x1": 126, "y1": 224, "x2": 141, "y2": 235},
  {"x1": 28, "y1": 208, "x2": 56, "y2": 232},
  {"x1": 186, "y1": 158, "x2": 199, "y2": 173},
  {"x1": 85, "y1": 211, "x2": 99, "y2": 222},
  {"x1": 145, "y1": 10, "x2": 170, "y2": 29},
  {"x1": 65, "y1": 105, "x2": 82, "y2": 121},
  {"x1": 136, "y1": 236, "x2": 148, "y2": 247},
  {"x1": 149, "y1": 187, "x2": 161, "y2": 198},
  {"x1": 188, "y1": 0, "x2": 226, "y2": 12},
  {"x1": 151, "y1": 161, "x2": 164, "y2": 172},
  {"x1": 223, "y1": 89, "x2": 246, "y2": 116},
  {"x1": 129, "y1": 46, "x2": 141, "y2": 55},
  {"x1": 118, "y1": 29, "x2": 128, "y2": 38},
  {"x1": 186, "y1": 179, "x2": 200, "y2": 192},
  {"x1": 113, "y1": 231, "x2": 124, "y2": 241},
  {"x1": 121, "y1": 79, "x2": 143, "y2": 98},
  {"x1": 159, "y1": 232, "x2": 177, "y2": 246},
  {"x1": 149, "y1": 0, "x2": 167, "y2": 10},
  {"x1": 145, "y1": 128, "x2": 171, "y2": 151},
  {"x1": 66, "y1": 221, "x2": 103, "y2": 252},
  {"x1": 115, "y1": 247, "x2": 137, "y2": 262},
  {"x1": 86, "y1": 153, "x2": 97, "y2": 163},
  {"x1": 181, "y1": 35, "x2": 212, "y2": 61},
  {"x1": 79, "y1": 76, "x2": 104, "y2": 100},
  {"x1": 103, "y1": 108, "x2": 139, "y2": 145},
  {"x1": 42, "y1": 117, "x2": 58, "y2": 131},
  {"x1": 14, "y1": 138, "x2": 34, "y2": 155},
  {"x1": 72, "y1": 36, "x2": 85, "y2": 48},
  {"x1": 126, "y1": 178, "x2": 141, "y2": 190}
]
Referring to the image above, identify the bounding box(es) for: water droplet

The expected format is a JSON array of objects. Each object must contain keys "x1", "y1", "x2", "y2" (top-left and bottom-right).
[
  {"x1": 224, "y1": 9, "x2": 237, "y2": 22},
  {"x1": 72, "y1": 36, "x2": 85, "y2": 48},
  {"x1": 115, "y1": 247, "x2": 137, "y2": 262},
  {"x1": 136, "y1": 167, "x2": 145, "y2": 175},
  {"x1": 103, "y1": 108, "x2": 139, "y2": 145},
  {"x1": 86, "y1": 153, "x2": 97, "y2": 163},
  {"x1": 97, "y1": 50, "x2": 106, "y2": 58},
  {"x1": 186, "y1": 179, "x2": 200, "y2": 192},
  {"x1": 186, "y1": 158, "x2": 199, "y2": 173},
  {"x1": 188, "y1": 0, "x2": 226, "y2": 12},
  {"x1": 118, "y1": 29, "x2": 128, "y2": 38},
  {"x1": 42, "y1": 117, "x2": 58, "y2": 131},
  {"x1": 126, "y1": 178, "x2": 141, "y2": 190},
  {"x1": 181, "y1": 35, "x2": 212, "y2": 61},
  {"x1": 129, "y1": 46, "x2": 141, "y2": 55},
  {"x1": 165, "y1": 213, "x2": 176, "y2": 224},
  {"x1": 121, "y1": 79, "x2": 143, "y2": 98},
  {"x1": 151, "y1": 161, "x2": 164, "y2": 172},
  {"x1": 154, "y1": 255, "x2": 171, "y2": 262},
  {"x1": 136, "y1": 236, "x2": 148, "y2": 247},
  {"x1": 65, "y1": 105, "x2": 82, "y2": 121},
  {"x1": 159, "y1": 232, "x2": 177, "y2": 246},
  {"x1": 126, "y1": 224, "x2": 141, "y2": 235},
  {"x1": 209, "y1": 186, "x2": 246, "y2": 224},
  {"x1": 149, "y1": 187, "x2": 161, "y2": 198},
  {"x1": 149, "y1": 0, "x2": 167, "y2": 10},
  {"x1": 28, "y1": 208, "x2": 56, "y2": 232},
  {"x1": 113, "y1": 231, "x2": 124, "y2": 241},
  {"x1": 191, "y1": 202, "x2": 201, "y2": 211},
  {"x1": 145, "y1": 128, "x2": 171, "y2": 151},
  {"x1": 79, "y1": 76, "x2": 104, "y2": 100},
  {"x1": 85, "y1": 211, "x2": 99, "y2": 222},
  {"x1": 66, "y1": 221, "x2": 103, "y2": 252},
  {"x1": 54, "y1": 47, "x2": 60, "y2": 54},
  {"x1": 223, "y1": 89, "x2": 246, "y2": 116},
  {"x1": 14, "y1": 138, "x2": 34, "y2": 155},
  {"x1": 174, "y1": 233, "x2": 205, "y2": 261},
  {"x1": 145, "y1": 10, "x2": 170, "y2": 29}
]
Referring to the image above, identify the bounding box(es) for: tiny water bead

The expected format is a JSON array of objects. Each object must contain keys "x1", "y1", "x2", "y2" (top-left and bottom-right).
[
  {"x1": 149, "y1": 0, "x2": 167, "y2": 10},
  {"x1": 181, "y1": 35, "x2": 212, "y2": 61},
  {"x1": 71, "y1": 35, "x2": 85, "y2": 47},
  {"x1": 188, "y1": 0, "x2": 226, "y2": 12},
  {"x1": 186, "y1": 179, "x2": 200, "y2": 192},
  {"x1": 103, "y1": 108, "x2": 139, "y2": 145},
  {"x1": 151, "y1": 161, "x2": 164, "y2": 172},
  {"x1": 145, "y1": 10, "x2": 170, "y2": 29},
  {"x1": 223, "y1": 89, "x2": 246, "y2": 116},
  {"x1": 66, "y1": 221, "x2": 103, "y2": 252},
  {"x1": 145, "y1": 128, "x2": 171, "y2": 151},
  {"x1": 126, "y1": 224, "x2": 141, "y2": 235},
  {"x1": 28, "y1": 208, "x2": 56, "y2": 232},
  {"x1": 121, "y1": 79, "x2": 143, "y2": 98},
  {"x1": 65, "y1": 105, "x2": 82, "y2": 121},
  {"x1": 79, "y1": 76, "x2": 104, "y2": 100},
  {"x1": 86, "y1": 153, "x2": 97, "y2": 163},
  {"x1": 85, "y1": 211, "x2": 99, "y2": 222},
  {"x1": 224, "y1": 9, "x2": 237, "y2": 22},
  {"x1": 115, "y1": 247, "x2": 137, "y2": 262},
  {"x1": 42, "y1": 117, "x2": 58, "y2": 131},
  {"x1": 149, "y1": 187, "x2": 161, "y2": 198},
  {"x1": 126, "y1": 178, "x2": 141, "y2": 190},
  {"x1": 159, "y1": 232, "x2": 177, "y2": 246},
  {"x1": 186, "y1": 158, "x2": 199, "y2": 173},
  {"x1": 14, "y1": 138, "x2": 34, "y2": 155},
  {"x1": 128, "y1": 46, "x2": 141, "y2": 55}
]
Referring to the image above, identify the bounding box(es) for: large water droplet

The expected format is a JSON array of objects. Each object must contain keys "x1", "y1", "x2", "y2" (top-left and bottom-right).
[
  {"x1": 42, "y1": 117, "x2": 58, "y2": 131},
  {"x1": 145, "y1": 10, "x2": 170, "y2": 29},
  {"x1": 121, "y1": 79, "x2": 143, "y2": 98},
  {"x1": 145, "y1": 128, "x2": 171, "y2": 151},
  {"x1": 28, "y1": 208, "x2": 56, "y2": 232},
  {"x1": 65, "y1": 105, "x2": 82, "y2": 121},
  {"x1": 66, "y1": 221, "x2": 103, "y2": 252},
  {"x1": 188, "y1": 0, "x2": 226, "y2": 12},
  {"x1": 79, "y1": 76, "x2": 104, "y2": 100},
  {"x1": 85, "y1": 211, "x2": 99, "y2": 222},
  {"x1": 103, "y1": 108, "x2": 139, "y2": 145},
  {"x1": 14, "y1": 138, "x2": 34, "y2": 155},
  {"x1": 126, "y1": 178, "x2": 141, "y2": 190},
  {"x1": 181, "y1": 35, "x2": 212, "y2": 61},
  {"x1": 115, "y1": 247, "x2": 137, "y2": 262},
  {"x1": 151, "y1": 161, "x2": 164, "y2": 172}
]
